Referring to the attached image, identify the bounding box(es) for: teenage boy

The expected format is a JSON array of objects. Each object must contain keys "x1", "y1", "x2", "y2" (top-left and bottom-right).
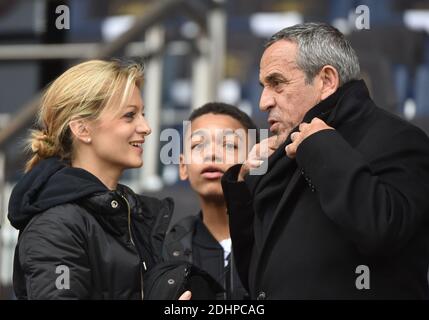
[{"x1": 163, "y1": 102, "x2": 258, "y2": 299}]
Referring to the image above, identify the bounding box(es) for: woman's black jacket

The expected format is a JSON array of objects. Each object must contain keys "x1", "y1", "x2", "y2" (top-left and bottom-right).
[{"x1": 8, "y1": 157, "x2": 173, "y2": 299}]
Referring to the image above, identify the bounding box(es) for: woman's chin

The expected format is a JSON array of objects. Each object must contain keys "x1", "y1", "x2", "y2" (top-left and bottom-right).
[
  {"x1": 132, "y1": 160, "x2": 143, "y2": 168},
  {"x1": 123, "y1": 158, "x2": 143, "y2": 169}
]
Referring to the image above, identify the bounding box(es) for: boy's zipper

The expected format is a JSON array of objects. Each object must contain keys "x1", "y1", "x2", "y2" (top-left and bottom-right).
[{"x1": 119, "y1": 194, "x2": 144, "y2": 300}]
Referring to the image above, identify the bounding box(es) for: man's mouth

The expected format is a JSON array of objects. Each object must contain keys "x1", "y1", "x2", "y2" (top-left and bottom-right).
[
  {"x1": 201, "y1": 166, "x2": 224, "y2": 179},
  {"x1": 268, "y1": 119, "x2": 279, "y2": 133}
]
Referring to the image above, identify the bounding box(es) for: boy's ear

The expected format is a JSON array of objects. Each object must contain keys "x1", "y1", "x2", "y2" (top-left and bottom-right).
[
  {"x1": 69, "y1": 119, "x2": 91, "y2": 143},
  {"x1": 179, "y1": 154, "x2": 188, "y2": 181}
]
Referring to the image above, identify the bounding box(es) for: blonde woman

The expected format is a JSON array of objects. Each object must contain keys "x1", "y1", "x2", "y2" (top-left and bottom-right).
[{"x1": 7, "y1": 60, "x2": 191, "y2": 300}]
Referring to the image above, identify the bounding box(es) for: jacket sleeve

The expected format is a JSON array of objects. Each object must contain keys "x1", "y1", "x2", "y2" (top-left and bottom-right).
[
  {"x1": 296, "y1": 128, "x2": 429, "y2": 256},
  {"x1": 221, "y1": 164, "x2": 255, "y2": 291},
  {"x1": 18, "y1": 207, "x2": 92, "y2": 299}
]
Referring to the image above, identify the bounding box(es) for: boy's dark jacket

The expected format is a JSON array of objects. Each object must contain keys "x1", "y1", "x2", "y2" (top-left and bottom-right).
[{"x1": 163, "y1": 213, "x2": 248, "y2": 300}]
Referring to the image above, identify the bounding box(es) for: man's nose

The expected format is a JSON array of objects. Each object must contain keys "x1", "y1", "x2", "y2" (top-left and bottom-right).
[{"x1": 259, "y1": 87, "x2": 275, "y2": 112}]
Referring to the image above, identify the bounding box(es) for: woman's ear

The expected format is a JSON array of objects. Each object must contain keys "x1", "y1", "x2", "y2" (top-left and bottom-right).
[
  {"x1": 179, "y1": 154, "x2": 188, "y2": 181},
  {"x1": 69, "y1": 119, "x2": 92, "y2": 144},
  {"x1": 319, "y1": 65, "x2": 340, "y2": 100}
]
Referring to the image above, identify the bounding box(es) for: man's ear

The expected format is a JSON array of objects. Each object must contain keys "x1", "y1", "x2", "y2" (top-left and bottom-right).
[
  {"x1": 69, "y1": 119, "x2": 91, "y2": 144},
  {"x1": 319, "y1": 65, "x2": 340, "y2": 100},
  {"x1": 179, "y1": 154, "x2": 188, "y2": 181}
]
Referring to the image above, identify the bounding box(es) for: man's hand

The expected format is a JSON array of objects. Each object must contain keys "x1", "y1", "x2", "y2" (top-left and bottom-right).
[
  {"x1": 238, "y1": 134, "x2": 286, "y2": 181},
  {"x1": 285, "y1": 118, "x2": 333, "y2": 158}
]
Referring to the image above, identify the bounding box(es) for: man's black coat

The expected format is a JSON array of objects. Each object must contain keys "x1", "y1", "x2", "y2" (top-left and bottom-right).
[{"x1": 222, "y1": 80, "x2": 429, "y2": 299}]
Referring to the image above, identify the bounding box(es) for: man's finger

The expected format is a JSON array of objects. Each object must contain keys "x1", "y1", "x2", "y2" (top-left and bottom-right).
[
  {"x1": 299, "y1": 122, "x2": 309, "y2": 132},
  {"x1": 290, "y1": 132, "x2": 299, "y2": 142},
  {"x1": 267, "y1": 135, "x2": 280, "y2": 150},
  {"x1": 311, "y1": 117, "x2": 323, "y2": 124},
  {"x1": 248, "y1": 159, "x2": 265, "y2": 168},
  {"x1": 285, "y1": 142, "x2": 296, "y2": 158}
]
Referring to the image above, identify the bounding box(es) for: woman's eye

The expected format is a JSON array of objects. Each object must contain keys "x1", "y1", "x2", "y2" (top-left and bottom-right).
[{"x1": 124, "y1": 112, "x2": 136, "y2": 119}]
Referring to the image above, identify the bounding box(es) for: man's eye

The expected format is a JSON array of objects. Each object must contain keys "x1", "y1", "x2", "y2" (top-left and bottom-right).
[{"x1": 270, "y1": 80, "x2": 282, "y2": 88}]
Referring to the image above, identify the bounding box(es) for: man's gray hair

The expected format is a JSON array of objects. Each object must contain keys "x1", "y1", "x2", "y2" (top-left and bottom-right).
[{"x1": 265, "y1": 22, "x2": 360, "y2": 85}]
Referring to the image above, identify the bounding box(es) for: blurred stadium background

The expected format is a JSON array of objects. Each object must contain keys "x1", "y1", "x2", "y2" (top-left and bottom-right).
[{"x1": 1, "y1": 0, "x2": 429, "y2": 299}]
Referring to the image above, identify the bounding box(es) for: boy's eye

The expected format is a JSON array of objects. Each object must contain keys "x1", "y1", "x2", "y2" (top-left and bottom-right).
[
  {"x1": 191, "y1": 142, "x2": 204, "y2": 150},
  {"x1": 224, "y1": 142, "x2": 237, "y2": 150}
]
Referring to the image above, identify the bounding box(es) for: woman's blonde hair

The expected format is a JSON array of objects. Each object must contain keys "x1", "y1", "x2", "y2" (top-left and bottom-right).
[{"x1": 25, "y1": 59, "x2": 144, "y2": 172}]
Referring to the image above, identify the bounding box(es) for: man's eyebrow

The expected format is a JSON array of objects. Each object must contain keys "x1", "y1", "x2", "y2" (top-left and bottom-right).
[
  {"x1": 260, "y1": 72, "x2": 287, "y2": 87},
  {"x1": 265, "y1": 73, "x2": 286, "y2": 84}
]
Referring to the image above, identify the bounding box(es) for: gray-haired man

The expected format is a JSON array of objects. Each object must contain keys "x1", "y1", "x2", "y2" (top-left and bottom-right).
[{"x1": 222, "y1": 22, "x2": 429, "y2": 299}]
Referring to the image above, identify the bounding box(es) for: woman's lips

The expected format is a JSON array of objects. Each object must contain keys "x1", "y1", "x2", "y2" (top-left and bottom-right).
[
  {"x1": 130, "y1": 144, "x2": 143, "y2": 154},
  {"x1": 129, "y1": 141, "x2": 144, "y2": 154}
]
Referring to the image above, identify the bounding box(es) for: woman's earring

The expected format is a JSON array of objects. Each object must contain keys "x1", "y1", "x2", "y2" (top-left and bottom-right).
[{"x1": 87, "y1": 138, "x2": 91, "y2": 143}]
